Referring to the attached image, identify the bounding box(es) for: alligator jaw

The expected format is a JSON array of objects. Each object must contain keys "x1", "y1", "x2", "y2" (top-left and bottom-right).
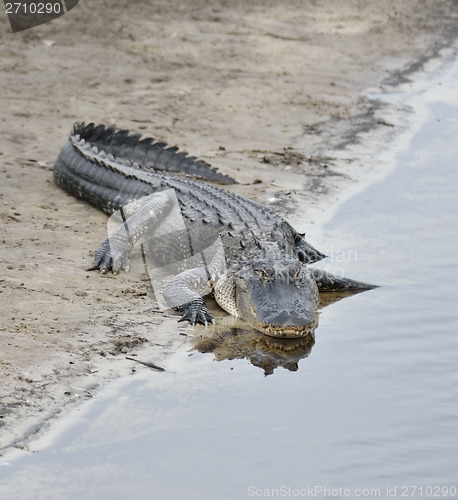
[{"x1": 260, "y1": 321, "x2": 317, "y2": 339}]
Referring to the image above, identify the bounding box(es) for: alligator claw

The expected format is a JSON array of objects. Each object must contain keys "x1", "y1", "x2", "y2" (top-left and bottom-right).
[
  {"x1": 90, "y1": 239, "x2": 113, "y2": 273},
  {"x1": 112, "y1": 254, "x2": 130, "y2": 275},
  {"x1": 87, "y1": 239, "x2": 130, "y2": 274},
  {"x1": 178, "y1": 298, "x2": 215, "y2": 327}
]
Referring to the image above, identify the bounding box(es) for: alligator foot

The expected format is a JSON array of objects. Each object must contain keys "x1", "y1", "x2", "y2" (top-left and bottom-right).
[
  {"x1": 86, "y1": 239, "x2": 130, "y2": 274},
  {"x1": 177, "y1": 298, "x2": 215, "y2": 327}
]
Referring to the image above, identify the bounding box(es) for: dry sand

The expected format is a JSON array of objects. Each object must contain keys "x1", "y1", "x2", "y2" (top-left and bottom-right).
[{"x1": 1, "y1": 0, "x2": 458, "y2": 454}]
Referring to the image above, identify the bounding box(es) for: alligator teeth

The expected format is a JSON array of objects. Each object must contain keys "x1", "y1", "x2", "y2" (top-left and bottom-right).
[{"x1": 262, "y1": 324, "x2": 308, "y2": 338}]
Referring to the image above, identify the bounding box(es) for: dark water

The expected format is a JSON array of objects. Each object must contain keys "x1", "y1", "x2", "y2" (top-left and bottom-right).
[{"x1": 1, "y1": 75, "x2": 458, "y2": 499}]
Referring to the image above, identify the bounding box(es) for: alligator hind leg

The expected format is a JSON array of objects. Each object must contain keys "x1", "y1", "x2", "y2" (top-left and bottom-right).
[
  {"x1": 310, "y1": 268, "x2": 377, "y2": 291},
  {"x1": 294, "y1": 234, "x2": 327, "y2": 263}
]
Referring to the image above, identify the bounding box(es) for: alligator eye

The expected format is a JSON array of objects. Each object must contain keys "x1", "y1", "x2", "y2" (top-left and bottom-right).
[
  {"x1": 288, "y1": 263, "x2": 302, "y2": 281},
  {"x1": 255, "y1": 268, "x2": 269, "y2": 282}
]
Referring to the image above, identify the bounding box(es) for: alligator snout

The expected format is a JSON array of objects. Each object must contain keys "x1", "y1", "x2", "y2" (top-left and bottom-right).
[
  {"x1": 260, "y1": 308, "x2": 318, "y2": 338},
  {"x1": 234, "y1": 259, "x2": 319, "y2": 338}
]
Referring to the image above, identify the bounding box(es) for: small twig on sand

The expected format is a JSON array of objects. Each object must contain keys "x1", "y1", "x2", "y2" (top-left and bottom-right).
[{"x1": 126, "y1": 357, "x2": 165, "y2": 372}]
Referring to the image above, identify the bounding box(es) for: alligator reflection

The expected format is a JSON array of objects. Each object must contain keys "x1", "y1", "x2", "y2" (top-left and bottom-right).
[
  {"x1": 191, "y1": 318, "x2": 315, "y2": 376},
  {"x1": 190, "y1": 291, "x2": 358, "y2": 375}
]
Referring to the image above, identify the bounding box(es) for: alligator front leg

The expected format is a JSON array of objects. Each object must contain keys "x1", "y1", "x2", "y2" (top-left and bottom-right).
[
  {"x1": 89, "y1": 190, "x2": 179, "y2": 274},
  {"x1": 179, "y1": 298, "x2": 215, "y2": 327},
  {"x1": 163, "y1": 267, "x2": 216, "y2": 326}
]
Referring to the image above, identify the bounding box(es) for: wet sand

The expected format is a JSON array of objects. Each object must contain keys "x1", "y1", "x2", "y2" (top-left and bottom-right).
[{"x1": 1, "y1": 0, "x2": 458, "y2": 454}]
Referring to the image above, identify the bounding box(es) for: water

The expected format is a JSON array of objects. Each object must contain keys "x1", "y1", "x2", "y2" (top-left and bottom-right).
[{"x1": 1, "y1": 67, "x2": 458, "y2": 499}]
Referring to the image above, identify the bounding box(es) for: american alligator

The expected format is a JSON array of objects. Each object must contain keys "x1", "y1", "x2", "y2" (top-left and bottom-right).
[{"x1": 54, "y1": 122, "x2": 374, "y2": 338}]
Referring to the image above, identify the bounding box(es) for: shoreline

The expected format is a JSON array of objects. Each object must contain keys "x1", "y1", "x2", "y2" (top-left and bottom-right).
[
  {"x1": 291, "y1": 43, "x2": 458, "y2": 235},
  {"x1": 295, "y1": 44, "x2": 458, "y2": 242},
  {"x1": 2, "y1": 0, "x2": 458, "y2": 457}
]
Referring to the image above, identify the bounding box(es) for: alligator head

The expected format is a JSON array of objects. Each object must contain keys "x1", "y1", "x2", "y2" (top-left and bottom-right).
[{"x1": 232, "y1": 258, "x2": 319, "y2": 338}]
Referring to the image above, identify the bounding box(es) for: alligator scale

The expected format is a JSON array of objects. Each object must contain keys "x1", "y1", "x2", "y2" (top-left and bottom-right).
[{"x1": 54, "y1": 123, "x2": 374, "y2": 338}]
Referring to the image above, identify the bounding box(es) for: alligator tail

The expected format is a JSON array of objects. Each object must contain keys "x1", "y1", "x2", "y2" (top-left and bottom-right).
[
  {"x1": 54, "y1": 123, "x2": 238, "y2": 214},
  {"x1": 53, "y1": 136, "x2": 156, "y2": 215}
]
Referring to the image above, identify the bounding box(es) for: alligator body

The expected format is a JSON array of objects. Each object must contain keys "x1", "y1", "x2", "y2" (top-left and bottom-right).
[{"x1": 54, "y1": 123, "x2": 374, "y2": 338}]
